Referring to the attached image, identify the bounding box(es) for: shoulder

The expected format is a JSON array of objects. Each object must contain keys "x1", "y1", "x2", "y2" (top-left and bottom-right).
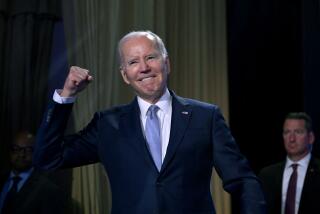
[
  {"x1": 0, "y1": 171, "x2": 10, "y2": 188},
  {"x1": 310, "y1": 156, "x2": 320, "y2": 170},
  {"x1": 311, "y1": 156, "x2": 320, "y2": 164},
  {"x1": 100, "y1": 104, "x2": 131, "y2": 115},
  {"x1": 30, "y1": 171, "x2": 68, "y2": 195},
  {"x1": 171, "y1": 93, "x2": 228, "y2": 128},
  {"x1": 27, "y1": 171, "x2": 70, "y2": 210},
  {"x1": 93, "y1": 101, "x2": 136, "y2": 120},
  {"x1": 259, "y1": 162, "x2": 284, "y2": 177},
  {"x1": 172, "y1": 92, "x2": 219, "y2": 111},
  {"x1": 30, "y1": 171, "x2": 57, "y2": 186}
]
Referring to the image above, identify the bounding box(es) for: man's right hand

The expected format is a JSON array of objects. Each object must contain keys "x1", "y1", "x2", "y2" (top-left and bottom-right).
[{"x1": 60, "y1": 66, "x2": 93, "y2": 97}]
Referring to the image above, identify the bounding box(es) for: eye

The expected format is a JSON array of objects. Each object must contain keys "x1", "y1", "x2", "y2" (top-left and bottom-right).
[
  {"x1": 283, "y1": 130, "x2": 290, "y2": 135},
  {"x1": 146, "y1": 54, "x2": 158, "y2": 61},
  {"x1": 11, "y1": 146, "x2": 20, "y2": 152},
  {"x1": 25, "y1": 147, "x2": 34, "y2": 153},
  {"x1": 294, "y1": 129, "x2": 306, "y2": 135},
  {"x1": 128, "y1": 60, "x2": 138, "y2": 66}
]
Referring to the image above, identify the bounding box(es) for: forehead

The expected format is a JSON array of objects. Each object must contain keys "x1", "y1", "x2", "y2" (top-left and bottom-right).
[
  {"x1": 122, "y1": 35, "x2": 157, "y2": 54},
  {"x1": 283, "y1": 119, "x2": 306, "y2": 129},
  {"x1": 13, "y1": 134, "x2": 34, "y2": 147}
]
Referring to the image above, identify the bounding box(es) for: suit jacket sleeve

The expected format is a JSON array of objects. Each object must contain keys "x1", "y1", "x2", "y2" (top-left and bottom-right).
[
  {"x1": 33, "y1": 101, "x2": 100, "y2": 170},
  {"x1": 212, "y1": 106, "x2": 266, "y2": 213}
]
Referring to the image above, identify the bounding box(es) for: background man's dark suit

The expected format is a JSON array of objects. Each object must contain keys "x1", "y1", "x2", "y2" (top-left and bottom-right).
[
  {"x1": 259, "y1": 157, "x2": 320, "y2": 214},
  {"x1": 34, "y1": 91, "x2": 265, "y2": 214},
  {"x1": 0, "y1": 170, "x2": 69, "y2": 214}
]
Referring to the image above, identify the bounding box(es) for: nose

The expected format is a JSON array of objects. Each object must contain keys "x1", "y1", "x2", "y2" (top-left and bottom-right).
[
  {"x1": 139, "y1": 60, "x2": 150, "y2": 72},
  {"x1": 288, "y1": 133, "x2": 296, "y2": 142}
]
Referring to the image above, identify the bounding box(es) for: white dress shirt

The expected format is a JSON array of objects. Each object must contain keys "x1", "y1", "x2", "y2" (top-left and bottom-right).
[
  {"x1": 53, "y1": 88, "x2": 173, "y2": 162},
  {"x1": 281, "y1": 153, "x2": 311, "y2": 214},
  {"x1": 0, "y1": 168, "x2": 33, "y2": 211},
  {"x1": 137, "y1": 88, "x2": 172, "y2": 162},
  {"x1": 53, "y1": 89, "x2": 76, "y2": 104}
]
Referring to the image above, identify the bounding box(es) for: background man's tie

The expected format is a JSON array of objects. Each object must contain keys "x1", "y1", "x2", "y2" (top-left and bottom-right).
[
  {"x1": 2, "y1": 175, "x2": 22, "y2": 214},
  {"x1": 145, "y1": 105, "x2": 162, "y2": 171},
  {"x1": 285, "y1": 163, "x2": 298, "y2": 214}
]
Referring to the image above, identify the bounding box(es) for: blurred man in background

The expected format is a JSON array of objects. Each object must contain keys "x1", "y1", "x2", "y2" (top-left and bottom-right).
[
  {"x1": 0, "y1": 131, "x2": 69, "y2": 214},
  {"x1": 259, "y1": 112, "x2": 320, "y2": 214}
]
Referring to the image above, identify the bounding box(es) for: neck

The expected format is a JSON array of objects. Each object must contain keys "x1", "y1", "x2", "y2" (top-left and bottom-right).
[
  {"x1": 12, "y1": 167, "x2": 32, "y2": 175},
  {"x1": 140, "y1": 88, "x2": 167, "y2": 104},
  {"x1": 288, "y1": 151, "x2": 310, "y2": 162}
]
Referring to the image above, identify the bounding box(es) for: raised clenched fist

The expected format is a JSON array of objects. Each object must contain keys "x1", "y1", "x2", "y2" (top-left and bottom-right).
[{"x1": 61, "y1": 66, "x2": 93, "y2": 97}]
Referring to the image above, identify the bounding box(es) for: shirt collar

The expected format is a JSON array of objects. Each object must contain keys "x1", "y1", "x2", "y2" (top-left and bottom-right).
[
  {"x1": 10, "y1": 167, "x2": 33, "y2": 180},
  {"x1": 137, "y1": 88, "x2": 172, "y2": 117},
  {"x1": 285, "y1": 153, "x2": 311, "y2": 169}
]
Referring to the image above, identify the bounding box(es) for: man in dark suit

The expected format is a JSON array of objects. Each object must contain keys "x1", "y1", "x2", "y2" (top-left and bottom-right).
[
  {"x1": 259, "y1": 112, "x2": 320, "y2": 214},
  {"x1": 34, "y1": 30, "x2": 266, "y2": 214},
  {"x1": 0, "y1": 131, "x2": 69, "y2": 214}
]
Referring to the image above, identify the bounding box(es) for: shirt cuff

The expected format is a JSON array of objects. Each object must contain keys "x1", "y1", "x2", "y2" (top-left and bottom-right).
[{"x1": 53, "y1": 89, "x2": 76, "y2": 104}]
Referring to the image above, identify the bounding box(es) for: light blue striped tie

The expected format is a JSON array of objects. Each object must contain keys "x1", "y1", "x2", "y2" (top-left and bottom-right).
[{"x1": 145, "y1": 105, "x2": 162, "y2": 171}]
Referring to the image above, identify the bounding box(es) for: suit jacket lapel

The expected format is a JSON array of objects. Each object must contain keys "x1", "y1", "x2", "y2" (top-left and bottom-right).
[
  {"x1": 302, "y1": 157, "x2": 318, "y2": 191},
  {"x1": 119, "y1": 98, "x2": 157, "y2": 170},
  {"x1": 120, "y1": 93, "x2": 192, "y2": 173},
  {"x1": 299, "y1": 157, "x2": 320, "y2": 212},
  {"x1": 0, "y1": 171, "x2": 10, "y2": 191},
  {"x1": 161, "y1": 92, "x2": 191, "y2": 172},
  {"x1": 14, "y1": 170, "x2": 41, "y2": 206},
  {"x1": 275, "y1": 163, "x2": 285, "y2": 211}
]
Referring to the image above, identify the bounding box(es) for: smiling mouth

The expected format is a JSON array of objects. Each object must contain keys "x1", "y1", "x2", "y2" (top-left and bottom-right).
[{"x1": 140, "y1": 76, "x2": 155, "y2": 82}]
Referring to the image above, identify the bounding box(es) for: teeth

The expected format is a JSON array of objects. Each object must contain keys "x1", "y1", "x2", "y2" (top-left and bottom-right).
[{"x1": 141, "y1": 77, "x2": 153, "y2": 81}]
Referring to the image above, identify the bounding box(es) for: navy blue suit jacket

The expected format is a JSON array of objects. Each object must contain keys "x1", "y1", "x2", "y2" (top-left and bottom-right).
[
  {"x1": 34, "y1": 91, "x2": 266, "y2": 214},
  {"x1": 259, "y1": 157, "x2": 320, "y2": 214}
]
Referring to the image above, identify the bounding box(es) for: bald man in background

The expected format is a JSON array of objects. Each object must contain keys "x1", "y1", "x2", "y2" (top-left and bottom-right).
[{"x1": 0, "y1": 131, "x2": 69, "y2": 214}]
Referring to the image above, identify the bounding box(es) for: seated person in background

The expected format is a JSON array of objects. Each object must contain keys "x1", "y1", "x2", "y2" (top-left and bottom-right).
[
  {"x1": 259, "y1": 112, "x2": 320, "y2": 214},
  {"x1": 0, "y1": 131, "x2": 69, "y2": 214}
]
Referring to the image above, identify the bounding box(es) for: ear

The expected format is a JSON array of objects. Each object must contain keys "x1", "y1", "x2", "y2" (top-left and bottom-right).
[
  {"x1": 309, "y1": 131, "x2": 315, "y2": 145},
  {"x1": 120, "y1": 69, "x2": 130, "y2": 85},
  {"x1": 165, "y1": 57, "x2": 171, "y2": 74}
]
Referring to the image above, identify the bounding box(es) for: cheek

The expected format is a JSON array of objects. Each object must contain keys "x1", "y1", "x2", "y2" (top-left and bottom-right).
[
  {"x1": 121, "y1": 71, "x2": 134, "y2": 84},
  {"x1": 126, "y1": 70, "x2": 140, "y2": 81},
  {"x1": 297, "y1": 137, "x2": 308, "y2": 144},
  {"x1": 283, "y1": 141, "x2": 291, "y2": 148}
]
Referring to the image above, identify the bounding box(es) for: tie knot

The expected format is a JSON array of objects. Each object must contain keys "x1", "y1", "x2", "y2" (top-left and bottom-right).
[
  {"x1": 291, "y1": 163, "x2": 298, "y2": 171},
  {"x1": 147, "y1": 105, "x2": 159, "y2": 118},
  {"x1": 12, "y1": 176, "x2": 21, "y2": 184}
]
